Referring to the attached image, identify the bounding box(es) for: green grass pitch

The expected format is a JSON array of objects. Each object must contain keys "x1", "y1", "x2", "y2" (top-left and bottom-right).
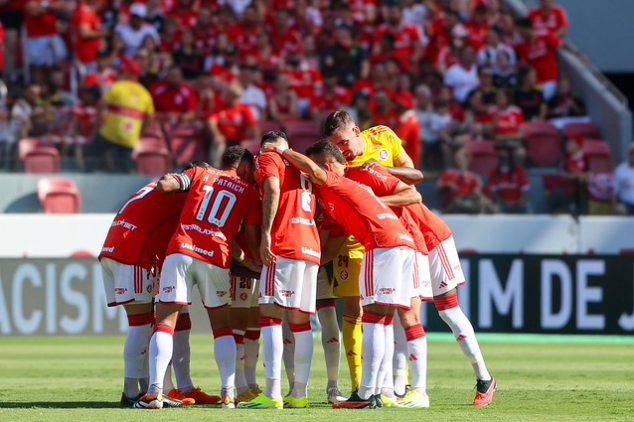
[{"x1": 1, "y1": 333, "x2": 633, "y2": 421}]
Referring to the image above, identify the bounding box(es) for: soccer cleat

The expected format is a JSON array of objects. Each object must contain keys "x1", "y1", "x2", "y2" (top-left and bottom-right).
[
  {"x1": 182, "y1": 387, "x2": 221, "y2": 404},
  {"x1": 166, "y1": 388, "x2": 195, "y2": 405},
  {"x1": 473, "y1": 378, "x2": 497, "y2": 407},
  {"x1": 284, "y1": 395, "x2": 308, "y2": 408},
  {"x1": 237, "y1": 393, "x2": 283, "y2": 409},
  {"x1": 162, "y1": 395, "x2": 185, "y2": 408},
  {"x1": 373, "y1": 394, "x2": 383, "y2": 408},
  {"x1": 133, "y1": 392, "x2": 163, "y2": 409},
  {"x1": 221, "y1": 393, "x2": 236, "y2": 409},
  {"x1": 327, "y1": 386, "x2": 347, "y2": 404},
  {"x1": 379, "y1": 394, "x2": 393, "y2": 408},
  {"x1": 120, "y1": 392, "x2": 143, "y2": 408},
  {"x1": 399, "y1": 389, "x2": 430, "y2": 408},
  {"x1": 332, "y1": 392, "x2": 376, "y2": 409},
  {"x1": 251, "y1": 385, "x2": 263, "y2": 395},
  {"x1": 236, "y1": 388, "x2": 257, "y2": 403}
]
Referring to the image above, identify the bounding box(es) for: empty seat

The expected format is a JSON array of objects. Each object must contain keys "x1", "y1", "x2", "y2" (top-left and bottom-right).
[
  {"x1": 70, "y1": 250, "x2": 94, "y2": 258},
  {"x1": 24, "y1": 146, "x2": 61, "y2": 173},
  {"x1": 141, "y1": 121, "x2": 166, "y2": 140},
  {"x1": 37, "y1": 177, "x2": 81, "y2": 213},
  {"x1": 465, "y1": 140, "x2": 497, "y2": 176},
  {"x1": 166, "y1": 122, "x2": 206, "y2": 166},
  {"x1": 522, "y1": 121, "x2": 562, "y2": 167},
  {"x1": 563, "y1": 121, "x2": 600, "y2": 140},
  {"x1": 18, "y1": 138, "x2": 56, "y2": 161},
  {"x1": 583, "y1": 140, "x2": 613, "y2": 173},
  {"x1": 133, "y1": 144, "x2": 172, "y2": 175}
]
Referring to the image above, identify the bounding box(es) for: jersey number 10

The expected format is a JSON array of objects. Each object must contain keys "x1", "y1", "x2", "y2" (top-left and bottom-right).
[{"x1": 195, "y1": 186, "x2": 237, "y2": 228}]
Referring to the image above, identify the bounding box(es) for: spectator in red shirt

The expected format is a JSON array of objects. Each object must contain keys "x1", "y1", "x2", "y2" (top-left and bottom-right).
[
  {"x1": 208, "y1": 83, "x2": 260, "y2": 166},
  {"x1": 372, "y1": 0, "x2": 425, "y2": 67},
  {"x1": 268, "y1": 73, "x2": 300, "y2": 121},
  {"x1": 528, "y1": 0, "x2": 568, "y2": 39},
  {"x1": 308, "y1": 73, "x2": 351, "y2": 121},
  {"x1": 169, "y1": 0, "x2": 197, "y2": 28},
  {"x1": 485, "y1": 146, "x2": 531, "y2": 214},
  {"x1": 437, "y1": 147, "x2": 494, "y2": 213},
  {"x1": 24, "y1": 0, "x2": 69, "y2": 84},
  {"x1": 270, "y1": 8, "x2": 303, "y2": 56},
  {"x1": 370, "y1": 89, "x2": 399, "y2": 128},
  {"x1": 490, "y1": 88, "x2": 524, "y2": 142},
  {"x1": 394, "y1": 95, "x2": 421, "y2": 169},
  {"x1": 149, "y1": 66, "x2": 198, "y2": 123},
  {"x1": 283, "y1": 48, "x2": 323, "y2": 116},
  {"x1": 71, "y1": 0, "x2": 109, "y2": 72},
  {"x1": 465, "y1": 4, "x2": 489, "y2": 51},
  {"x1": 516, "y1": 17, "x2": 561, "y2": 101}
]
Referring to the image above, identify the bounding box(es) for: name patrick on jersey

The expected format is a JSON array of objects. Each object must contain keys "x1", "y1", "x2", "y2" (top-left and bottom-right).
[{"x1": 209, "y1": 174, "x2": 247, "y2": 194}]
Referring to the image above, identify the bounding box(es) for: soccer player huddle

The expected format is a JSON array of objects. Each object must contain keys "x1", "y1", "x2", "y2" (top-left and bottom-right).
[{"x1": 99, "y1": 110, "x2": 496, "y2": 410}]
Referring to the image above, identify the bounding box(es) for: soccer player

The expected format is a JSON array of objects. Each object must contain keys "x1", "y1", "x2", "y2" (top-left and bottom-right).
[
  {"x1": 134, "y1": 160, "x2": 261, "y2": 410},
  {"x1": 260, "y1": 138, "x2": 417, "y2": 409},
  {"x1": 221, "y1": 146, "x2": 263, "y2": 402},
  {"x1": 238, "y1": 131, "x2": 321, "y2": 410},
  {"x1": 323, "y1": 110, "x2": 422, "y2": 393}
]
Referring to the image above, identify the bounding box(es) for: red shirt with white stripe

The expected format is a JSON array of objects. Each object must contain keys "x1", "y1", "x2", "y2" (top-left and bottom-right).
[
  {"x1": 166, "y1": 167, "x2": 261, "y2": 267},
  {"x1": 515, "y1": 32, "x2": 560, "y2": 83},
  {"x1": 255, "y1": 152, "x2": 321, "y2": 264},
  {"x1": 149, "y1": 81, "x2": 198, "y2": 114},
  {"x1": 528, "y1": 6, "x2": 568, "y2": 36},
  {"x1": 485, "y1": 166, "x2": 530, "y2": 203},
  {"x1": 99, "y1": 182, "x2": 187, "y2": 270},
  {"x1": 493, "y1": 105, "x2": 524, "y2": 136}
]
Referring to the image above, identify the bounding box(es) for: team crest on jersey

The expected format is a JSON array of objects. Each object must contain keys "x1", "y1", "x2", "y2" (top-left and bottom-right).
[
  {"x1": 378, "y1": 148, "x2": 389, "y2": 161},
  {"x1": 339, "y1": 270, "x2": 349, "y2": 281},
  {"x1": 240, "y1": 293, "x2": 248, "y2": 301}
]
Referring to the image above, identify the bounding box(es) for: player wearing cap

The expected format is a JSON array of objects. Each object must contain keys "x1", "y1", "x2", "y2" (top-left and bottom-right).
[
  {"x1": 260, "y1": 138, "x2": 417, "y2": 409},
  {"x1": 238, "y1": 132, "x2": 321, "y2": 410},
  {"x1": 134, "y1": 160, "x2": 260, "y2": 410},
  {"x1": 323, "y1": 110, "x2": 422, "y2": 393}
]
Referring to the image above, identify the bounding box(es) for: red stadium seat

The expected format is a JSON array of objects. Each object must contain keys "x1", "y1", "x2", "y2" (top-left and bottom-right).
[
  {"x1": 281, "y1": 120, "x2": 322, "y2": 153},
  {"x1": 132, "y1": 143, "x2": 172, "y2": 175},
  {"x1": 583, "y1": 140, "x2": 613, "y2": 173},
  {"x1": 70, "y1": 250, "x2": 95, "y2": 258},
  {"x1": 23, "y1": 146, "x2": 61, "y2": 173},
  {"x1": 37, "y1": 177, "x2": 81, "y2": 213},
  {"x1": 260, "y1": 120, "x2": 282, "y2": 134},
  {"x1": 18, "y1": 138, "x2": 56, "y2": 161},
  {"x1": 240, "y1": 139, "x2": 261, "y2": 155},
  {"x1": 141, "y1": 121, "x2": 166, "y2": 141},
  {"x1": 166, "y1": 122, "x2": 206, "y2": 166},
  {"x1": 523, "y1": 121, "x2": 562, "y2": 166},
  {"x1": 563, "y1": 121, "x2": 600, "y2": 140},
  {"x1": 464, "y1": 140, "x2": 497, "y2": 176}
]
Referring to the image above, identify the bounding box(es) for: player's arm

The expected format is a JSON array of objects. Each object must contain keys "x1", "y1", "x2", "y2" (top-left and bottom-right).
[
  {"x1": 379, "y1": 181, "x2": 421, "y2": 207},
  {"x1": 362, "y1": 157, "x2": 423, "y2": 185},
  {"x1": 261, "y1": 176, "x2": 280, "y2": 266},
  {"x1": 230, "y1": 239, "x2": 261, "y2": 272},
  {"x1": 157, "y1": 172, "x2": 191, "y2": 194},
  {"x1": 320, "y1": 234, "x2": 346, "y2": 265},
  {"x1": 243, "y1": 224, "x2": 261, "y2": 263},
  {"x1": 262, "y1": 144, "x2": 328, "y2": 185}
]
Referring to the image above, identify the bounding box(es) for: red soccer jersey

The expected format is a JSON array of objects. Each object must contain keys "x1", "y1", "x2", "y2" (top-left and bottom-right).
[
  {"x1": 516, "y1": 32, "x2": 560, "y2": 83},
  {"x1": 528, "y1": 6, "x2": 568, "y2": 36},
  {"x1": 373, "y1": 23, "x2": 424, "y2": 62},
  {"x1": 150, "y1": 81, "x2": 198, "y2": 114},
  {"x1": 485, "y1": 166, "x2": 530, "y2": 203},
  {"x1": 71, "y1": 4, "x2": 102, "y2": 64},
  {"x1": 564, "y1": 152, "x2": 587, "y2": 174},
  {"x1": 494, "y1": 105, "x2": 524, "y2": 136},
  {"x1": 317, "y1": 170, "x2": 415, "y2": 251},
  {"x1": 210, "y1": 102, "x2": 257, "y2": 141},
  {"x1": 166, "y1": 167, "x2": 261, "y2": 267},
  {"x1": 465, "y1": 20, "x2": 489, "y2": 50},
  {"x1": 0, "y1": 22, "x2": 4, "y2": 71},
  {"x1": 25, "y1": 0, "x2": 58, "y2": 37},
  {"x1": 170, "y1": 8, "x2": 197, "y2": 27},
  {"x1": 255, "y1": 152, "x2": 321, "y2": 263},
  {"x1": 71, "y1": 102, "x2": 98, "y2": 138},
  {"x1": 100, "y1": 182, "x2": 187, "y2": 270},
  {"x1": 437, "y1": 169, "x2": 480, "y2": 208}
]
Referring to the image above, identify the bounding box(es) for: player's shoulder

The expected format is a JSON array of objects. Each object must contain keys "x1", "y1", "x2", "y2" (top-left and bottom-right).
[{"x1": 361, "y1": 125, "x2": 397, "y2": 144}]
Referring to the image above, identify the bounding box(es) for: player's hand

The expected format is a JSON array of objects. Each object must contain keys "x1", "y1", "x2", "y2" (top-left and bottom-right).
[
  {"x1": 242, "y1": 257, "x2": 262, "y2": 273},
  {"x1": 260, "y1": 139, "x2": 283, "y2": 153},
  {"x1": 361, "y1": 158, "x2": 381, "y2": 170},
  {"x1": 260, "y1": 234, "x2": 276, "y2": 267}
]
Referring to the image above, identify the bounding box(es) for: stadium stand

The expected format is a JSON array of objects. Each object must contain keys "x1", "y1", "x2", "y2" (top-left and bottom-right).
[{"x1": 37, "y1": 177, "x2": 81, "y2": 213}]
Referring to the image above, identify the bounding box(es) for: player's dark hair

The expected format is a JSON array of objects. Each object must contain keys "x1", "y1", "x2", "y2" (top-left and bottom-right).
[
  {"x1": 261, "y1": 130, "x2": 288, "y2": 147},
  {"x1": 222, "y1": 145, "x2": 254, "y2": 168},
  {"x1": 323, "y1": 110, "x2": 355, "y2": 136},
  {"x1": 184, "y1": 160, "x2": 211, "y2": 170},
  {"x1": 306, "y1": 139, "x2": 345, "y2": 165}
]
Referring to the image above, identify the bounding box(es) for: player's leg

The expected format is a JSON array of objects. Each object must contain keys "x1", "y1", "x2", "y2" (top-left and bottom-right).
[
  {"x1": 377, "y1": 312, "x2": 395, "y2": 406},
  {"x1": 392, "y1": 316, "x2": 408, "y2": 398},
  {"x1": 430, "y1": 237, "x2": 495, "y2": 406},
  {"x1": 397, "y1": 298, "x2": 429, "y2": 408},
  {"x1": 244, "y1": 307, "x2": 261, "y2": 393},
  {"x1": 334, "y1": 254, "x2": 363, "y2": 393},
  {"x1": 172, "y1": 307, "x2": 193, "y2": 392},
  {"x1": 230, "y1": 276, "x2": 257, "y2": 401},
  {"x1": 281, "y1": 313, "x2": 295, "y2": 396}
]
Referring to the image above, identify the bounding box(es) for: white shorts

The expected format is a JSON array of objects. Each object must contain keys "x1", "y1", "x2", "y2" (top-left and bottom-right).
[
  {"x1": 26, "y1": 35, "x2": 67, "y2": 66},
  {"x1": 101, "y1": 257, "x2": 156, "y2": 307},
  {"x1": 230, "y1": 276, "x2": 259, "y2": 309},
  {"x1": 360, "y1": 247, "x2": 415, "y2": 309},
  {"x1": 259, "y1": 257, "x2": 318, "y2": 314},
  {"x1": 428, "y1": 236, "x2": 466, "y2": 296},
  {"x1": 316, "y1": 266, "x2": 335, "y2": 301},
  {"x1": 412, "y1": 252, "x2": 433, "y2": 301},
  {"x1": 158, "y1": 253, "x2": 231, "y2": 309}
]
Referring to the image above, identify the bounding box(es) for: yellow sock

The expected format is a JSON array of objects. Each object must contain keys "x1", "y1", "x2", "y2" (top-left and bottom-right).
[{"x1": 342, "y1": 314, "x2": 363, "y2": 392}]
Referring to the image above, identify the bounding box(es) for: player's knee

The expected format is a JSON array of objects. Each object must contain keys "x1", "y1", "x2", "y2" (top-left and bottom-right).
[
  {"x1": 398, "y1": 309, "x2": 419, "y2": 328},
  {"x1": 287, "y1": 310, "x2": 310, "y2": 326}
]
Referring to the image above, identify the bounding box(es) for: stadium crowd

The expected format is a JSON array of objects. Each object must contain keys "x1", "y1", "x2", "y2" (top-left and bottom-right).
[{"x1": 0, "y1": 0, "x2": 632, "y2": 216}]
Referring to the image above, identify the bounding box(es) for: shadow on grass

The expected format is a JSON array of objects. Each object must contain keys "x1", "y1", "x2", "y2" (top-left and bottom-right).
[{"x1": 0, "y1": 402, "x2": 121, "y2": 409}]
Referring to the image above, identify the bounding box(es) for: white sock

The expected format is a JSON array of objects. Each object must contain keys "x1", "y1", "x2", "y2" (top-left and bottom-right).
[
  {"x1": 214, "y1": 331, "x2": 236, "y2": 398},
  {"x1": 405, "y1": 324, "x2": 427, "y2": 393},
  {"x1": 123, "y1": 320, "x2": 152, "y2": 397},
  {"x1": 148, "y1": 325, "x2": 174, "y2": 392},
  {"x1": 261, "y1": 317, "x2": 283, "y2": 399},
  {"x1": 438, "y1": 300, "x2": 491, "y2": 381},
  {"x1": 318, "y1": 304, "x2": 340, "y2": 389},
  {"x1": 358, "y1": 315, "x2": 386, "y2": 400},
  {"x1": 163, "y1": 364, "x2": 175, "y2": 392},
  {"x1": 290, "y1": 324, "x2": 313, "y2": 398},
  {"x1": 244, "y1": 328, "x2": 260, "y2": 390},
  {"x1": 377, "y1": 320, "x2": 394, "y2": 396},
  {"x1": 234, "y1": 330, "x2": 248, "y2": 394},
  {"x1": 392, "y1": 320, "x2": 408, "y2": 396},
  {"x1": 173, "y1": 329, "x2": 193, "y2": 391},
  {"x1": 282, "y1": 318, "x2": 295, "y2": 393}
]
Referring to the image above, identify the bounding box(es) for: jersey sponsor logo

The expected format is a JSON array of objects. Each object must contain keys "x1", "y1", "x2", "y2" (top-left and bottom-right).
[
  {"x1": 377, "y1": 212, "x2": 399, "y2": 220},
  {"x1": 398, "y1": 233, "x2": 414, "y2": 242},
  {"x1": 101, "y1": 246, "x2": 115, "y2": 253},
  {"x1": 181, "y1": 223, "x2": 228, "y2": 240},
  {"x1": 339, "y1": 270, "x2": 349, "y2": 281},
  {"x1": 180, "y1": 242, "x2": 215, "y2": 257},
  {"x1": 291, "y1": 217, "x2": 316, "y2": 226},
  {"x1": 301, "y1": 247, "x2": 322, "y2": 258},
  {"x1": 378, "y1": 148, "x2": 389, "y2": 161},
  {"x1": 279, "y1": 289, "x2": 295, "y2": 297},
  {"x1": 110, "y1": 219, "x2": 137, "y2": 230},
  {"x1": 367, "y1": 167, "x2": 388, "y2": 181}
]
